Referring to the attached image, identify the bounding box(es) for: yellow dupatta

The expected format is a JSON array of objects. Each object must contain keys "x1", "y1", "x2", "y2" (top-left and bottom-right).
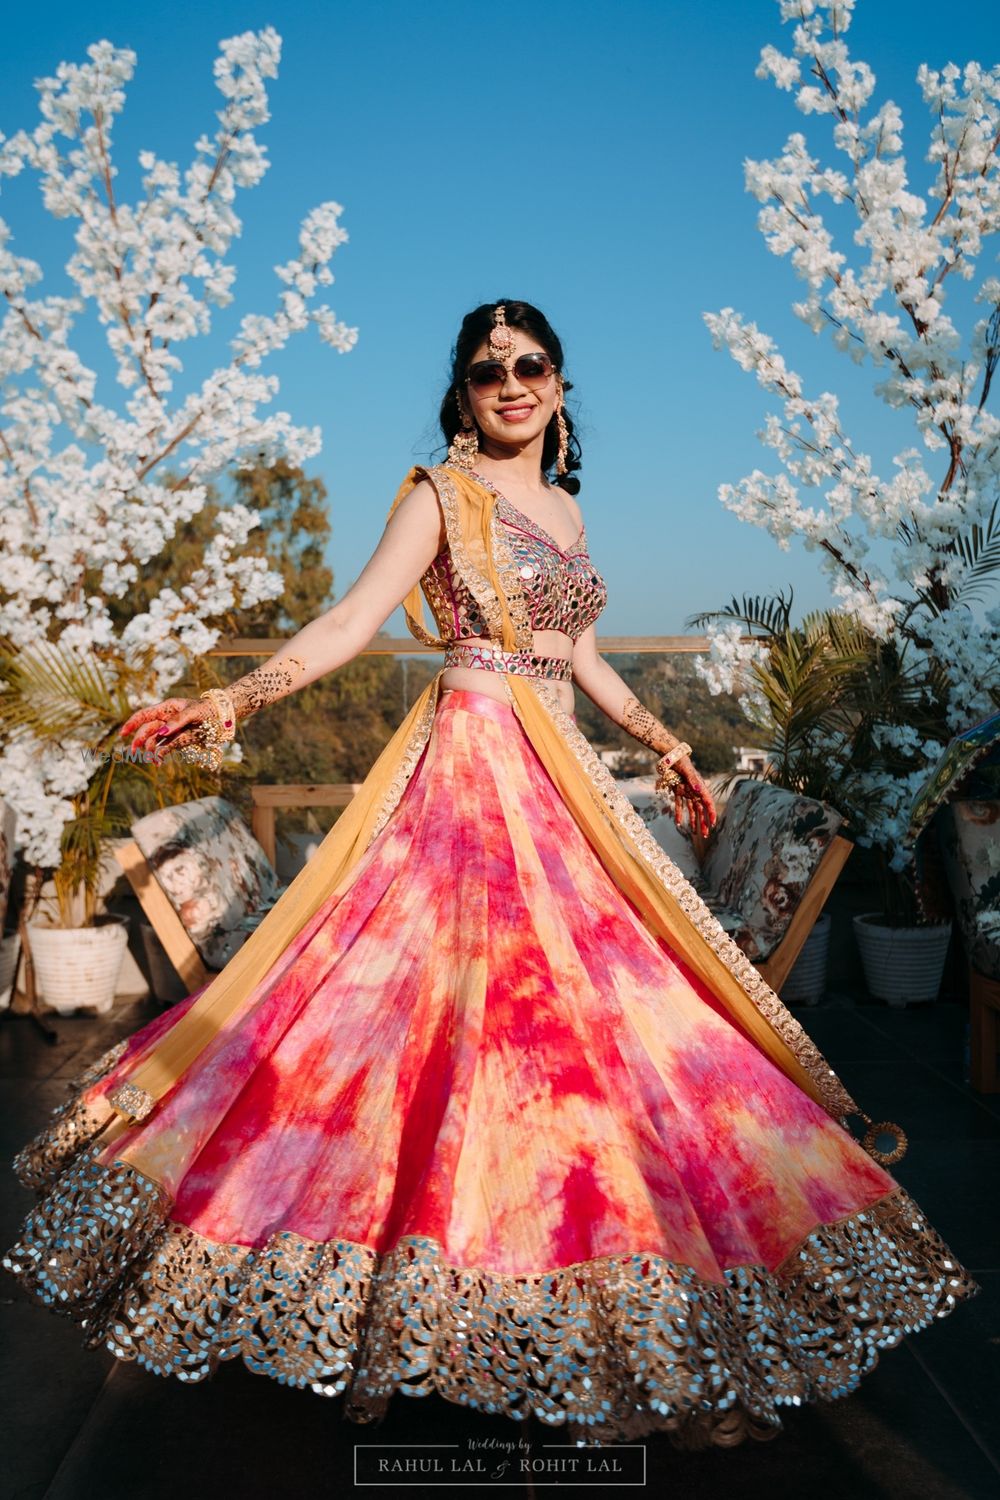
[{"x1": 104, "y1": 463, "x2": 873, "y2": 1164}]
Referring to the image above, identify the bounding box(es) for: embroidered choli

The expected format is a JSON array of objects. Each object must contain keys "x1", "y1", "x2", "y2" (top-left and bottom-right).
[{"x1": 421, "y1": 486, "x2": 608, "y2": 646}]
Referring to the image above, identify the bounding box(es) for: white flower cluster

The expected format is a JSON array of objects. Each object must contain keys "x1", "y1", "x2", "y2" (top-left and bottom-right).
[
  {"x1": 0, "y1": 31, "x2": 356, "y2": 867},
  {"x1": 695, "y1": 621, "x2": 772, "y2": 728},
  {"x1": 699, "y1": 0, "x2": 1000, "y2": 856}
]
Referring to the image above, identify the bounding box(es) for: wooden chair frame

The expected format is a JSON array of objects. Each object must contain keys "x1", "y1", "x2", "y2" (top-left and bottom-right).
[
  {"x1": 755, "y1": 834, "x2": 854, "y2": 993},
  {"x1": 114, "y1": 839, "x2": 212, "y2": 993},
  {"x1": 250, "y1": 783, "x2": 364, "y2": 868}
]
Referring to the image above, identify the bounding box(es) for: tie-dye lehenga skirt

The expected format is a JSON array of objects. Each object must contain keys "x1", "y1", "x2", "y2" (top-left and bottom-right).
[{"x1": 3, "y1": 687, "x2": 980, "y2": 1447}]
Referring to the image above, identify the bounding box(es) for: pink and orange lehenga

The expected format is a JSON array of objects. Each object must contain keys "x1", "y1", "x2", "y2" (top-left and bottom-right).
[{"x1": 4, "y1": 464, "x2": 980, "y2": 1448}]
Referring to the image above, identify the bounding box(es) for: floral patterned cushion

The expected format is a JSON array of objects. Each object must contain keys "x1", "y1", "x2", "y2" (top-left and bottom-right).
[
  {"x1": 131, "y1": 796, "x2": 286, "y2": 970},
  {"x1": 0, "y1": 798, "x2": 15, "y2": 933},
  {"x1": 938, "y1": 800, "x2": 1000, "y2": 979},
  {"x1": 697, "y1": 779, "x2": 845, "y2": 963}
]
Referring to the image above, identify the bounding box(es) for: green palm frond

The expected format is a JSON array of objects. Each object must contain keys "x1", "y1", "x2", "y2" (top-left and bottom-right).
[
  {"x1": 685, "y1": 587, "x2": 796, "y2": 637},
  {"x1": 950, "y1": 493, "x2": 1000, "y2": 606},
  {"x1": 749, "y1": 626, "x2": 864, "y2": 772},
  {"x1": 0, "y1": 635, "x2": 132, "y2": 743}
]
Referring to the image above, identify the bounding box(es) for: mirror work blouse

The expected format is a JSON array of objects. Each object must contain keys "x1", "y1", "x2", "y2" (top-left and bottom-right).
[{"x1": 420, "y1": 490, "x2": 608, "y2": 647}]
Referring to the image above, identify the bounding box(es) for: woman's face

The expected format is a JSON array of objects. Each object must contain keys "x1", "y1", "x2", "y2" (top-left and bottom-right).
[{"x1": 461, "y1": 327, "x2": 561, "y2": 454}]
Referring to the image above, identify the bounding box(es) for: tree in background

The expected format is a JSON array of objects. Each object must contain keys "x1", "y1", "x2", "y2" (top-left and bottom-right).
[
  {"x1": 701, "y1": 0, "x2": 1000, "y2": 874},
  {"x1": 0, "y1": 28, "x2": 356, "y2": 878}
]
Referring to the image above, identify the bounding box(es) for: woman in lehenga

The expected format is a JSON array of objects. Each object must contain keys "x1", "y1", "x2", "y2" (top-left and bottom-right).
[{"x1": 3, "y1": 300, "x2": 980, "y2": 1449}]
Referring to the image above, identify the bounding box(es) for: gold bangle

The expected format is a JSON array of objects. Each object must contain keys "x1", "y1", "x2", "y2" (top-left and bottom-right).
[
  {"x1": 658, "y1": 741, "x2": 692, "y2": 771},
  {"x1": 199, "y1": 688, "x2": 237, "y2": 743}
]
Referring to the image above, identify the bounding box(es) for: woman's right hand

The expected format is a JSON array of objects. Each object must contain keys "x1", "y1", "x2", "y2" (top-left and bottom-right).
[{"x1": 119, "y1": 697, "x2": 212, "y2": 763}]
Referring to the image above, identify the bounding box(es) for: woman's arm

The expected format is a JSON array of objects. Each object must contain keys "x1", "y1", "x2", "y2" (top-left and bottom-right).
[
  {"x1": 571, "y1": 624, "x2": 683, "y2": 749},
  {"x1": 571, "y1": 622, "x2": 717, "y2": 835},
  {"x1": 122, "y1": 479, "x2": 445, "y2": 758}
]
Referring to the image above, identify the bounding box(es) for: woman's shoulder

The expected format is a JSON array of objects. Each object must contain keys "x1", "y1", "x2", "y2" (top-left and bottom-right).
[
  {"x1": 391, "y1": 471, "x2": 448, "y2": 557},
  {"x1": 559, "y1": 488, "x2": 584, "y2": 532}
]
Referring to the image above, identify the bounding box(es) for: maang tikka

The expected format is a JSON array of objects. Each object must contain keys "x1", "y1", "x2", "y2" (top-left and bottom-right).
[
  {"x1": 448, "y1": 305, "x2": 514, "y2": 470},
  {"x1": 488, "y1": 303, "x2": 516, "y2": 367},
  {"x1": 489, "y1": 305, "x2": 569, "y2": 477}
]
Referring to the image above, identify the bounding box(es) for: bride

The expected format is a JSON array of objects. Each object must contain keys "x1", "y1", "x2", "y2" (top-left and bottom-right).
[{"x1": 4, "y1": 299, "x2": 979, "y2": 1449}]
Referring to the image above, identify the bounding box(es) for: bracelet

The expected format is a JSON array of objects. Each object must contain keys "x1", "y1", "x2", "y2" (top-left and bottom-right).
[
  {"x1": 180, "y1": 715, "x2": 228, "y2": 772},
  {"x1": 199, "y1": 688, "x2": 237, "y2": 743},
  {"x1": 175, "y1": 688, "x2": 237, "y2": 772},
  {"x1": 658, "y1": 741, "x2": 692, "y2": 772}
]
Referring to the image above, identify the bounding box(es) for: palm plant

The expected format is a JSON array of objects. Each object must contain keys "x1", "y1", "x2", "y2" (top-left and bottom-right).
[
  {"x1": 687, "y1": 590, "x2": 947, "y2": 924},
  {"x1": 0, "y1": 637, "x2": 228, "y2": 927}
]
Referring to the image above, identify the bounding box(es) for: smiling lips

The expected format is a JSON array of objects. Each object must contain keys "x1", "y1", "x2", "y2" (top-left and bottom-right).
[{"x1": 498, "y1": 404, "x2": 535, "y2": 422}]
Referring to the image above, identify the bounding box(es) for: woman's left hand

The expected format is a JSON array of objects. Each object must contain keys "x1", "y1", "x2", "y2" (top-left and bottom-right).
[{"x1": 656, "y1": 754, "x2": 716, "y2": 838}]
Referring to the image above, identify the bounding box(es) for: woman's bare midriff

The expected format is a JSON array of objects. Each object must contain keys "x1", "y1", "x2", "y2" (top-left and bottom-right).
[{"x1": 440, "y1": 628, "x2": 577, "y2": 715}]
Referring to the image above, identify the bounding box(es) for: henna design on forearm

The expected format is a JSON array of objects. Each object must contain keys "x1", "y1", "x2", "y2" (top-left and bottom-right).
[
  {"x1": 226, "y1": 655, "x2": 308, "y2": 722},
  {"x1": 620, "y1": 694, "x2": 680, "y2": 756}
]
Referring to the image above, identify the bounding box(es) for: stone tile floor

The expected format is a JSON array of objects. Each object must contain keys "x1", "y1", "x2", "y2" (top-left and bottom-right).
[{"x1": 0, "y1": 993, "x2": 997, "y2": 1500}]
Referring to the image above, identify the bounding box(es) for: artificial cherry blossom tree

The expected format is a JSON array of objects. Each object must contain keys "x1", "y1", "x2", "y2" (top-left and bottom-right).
[
  {"x1": 0, "y1": 29, "x2": 356, "y2": 871},
  {"x1": 699, "y1": 0, "x2": 1000, "y2": 870}
]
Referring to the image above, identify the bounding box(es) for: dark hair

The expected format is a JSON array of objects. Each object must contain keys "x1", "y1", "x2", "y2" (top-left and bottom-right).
[{"x1": 438, "y1": 299, "x2": 583, "y2": 495}]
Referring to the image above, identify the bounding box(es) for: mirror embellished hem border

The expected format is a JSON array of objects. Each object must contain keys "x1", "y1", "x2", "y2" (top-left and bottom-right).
[{"x1": 2, "y1": 1141, "x2": 980, "y2": 1450}]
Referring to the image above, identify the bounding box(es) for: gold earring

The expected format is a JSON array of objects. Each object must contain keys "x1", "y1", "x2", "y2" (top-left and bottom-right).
[
  {"x1": 448, "y1": 390, "x2": 479, "y2": 469},
  {"x1": 555, "y1": 406, "x2": 569, "y2": 476}
]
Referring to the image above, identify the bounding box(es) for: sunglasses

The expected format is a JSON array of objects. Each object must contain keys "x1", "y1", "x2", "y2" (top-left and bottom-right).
[{"x1": 465, "y1": 351, "x2": 557, "y2": 396}]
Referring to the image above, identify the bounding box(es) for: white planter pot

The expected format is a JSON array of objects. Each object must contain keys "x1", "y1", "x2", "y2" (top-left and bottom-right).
[
  {"x1": 27, "y1": 915, "x2": 129, "y2": 1016},
  {"x1": 853, "y1": 912, "x2": 953, "y2": 1007},
  {"x1": 0, "y1": 930, "x2": 21, "y2": 1010},
  {"x1": 780, "y1": 911, "x2": 832, "y2": 1006}
]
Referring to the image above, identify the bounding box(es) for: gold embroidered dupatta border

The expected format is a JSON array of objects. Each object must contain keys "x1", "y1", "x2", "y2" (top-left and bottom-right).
[{"x1": 102, "y1": 461, "x2": 874, "y2": 1175}]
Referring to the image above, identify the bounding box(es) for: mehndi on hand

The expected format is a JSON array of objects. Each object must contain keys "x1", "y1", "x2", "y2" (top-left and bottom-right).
[
  {"x1": 621, "y1": 693, "x2": 716, "y2": 837},
  {"x1": 118, "y1": 656, "x2": 308, "y2": 770}
]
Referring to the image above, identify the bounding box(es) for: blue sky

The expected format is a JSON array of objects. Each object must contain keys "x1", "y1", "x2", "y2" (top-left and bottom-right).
[{"x1": 2, "y1": 0, "x2": 997, "y2": 638}]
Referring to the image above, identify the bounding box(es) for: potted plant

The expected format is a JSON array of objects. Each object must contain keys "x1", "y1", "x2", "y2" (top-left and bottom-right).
[
  {"x1": 689, "y1": 589, "x2": 954, "y2": 1005},
  {"x1": 0, "y1": 637, "x2": 232, "y2": 1015}
]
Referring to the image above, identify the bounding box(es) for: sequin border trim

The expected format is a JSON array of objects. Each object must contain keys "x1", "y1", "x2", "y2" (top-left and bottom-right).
[
  {"x1": 2, "y1": 1149, "x2": 980, "y2": 1450},
  {"x1": 366, "y1": 672, "x2": 443, "y2": 845}
]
